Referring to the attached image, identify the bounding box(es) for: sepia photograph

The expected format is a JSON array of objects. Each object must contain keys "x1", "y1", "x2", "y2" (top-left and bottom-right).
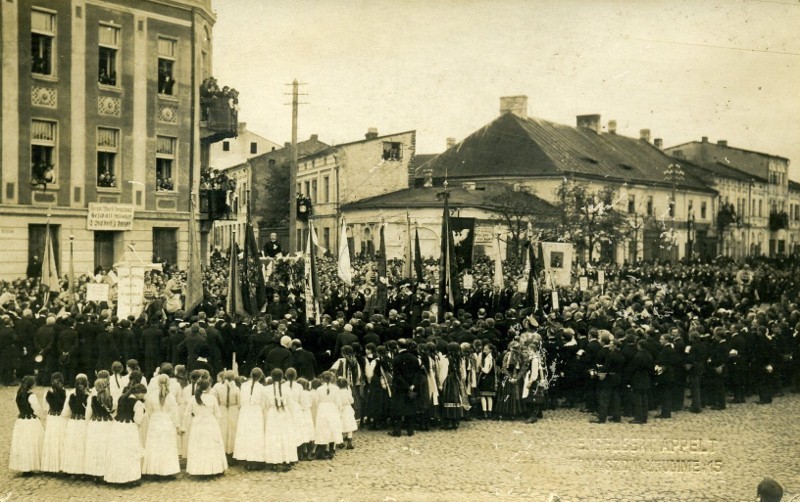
[{"x1": 0, "y1": 0, "x2": 799, "y2": 500}]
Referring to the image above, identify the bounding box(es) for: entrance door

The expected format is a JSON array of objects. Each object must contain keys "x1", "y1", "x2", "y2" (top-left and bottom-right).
[
  {"x1": 94, "y1": 231, "x2": 115, "y2": 272},
  {"x1": 153, "y1": 227, "x2": 178, "y2": 266},
  {"x1": 28, "y1": 224, "x2": 60, "y2": 277}
]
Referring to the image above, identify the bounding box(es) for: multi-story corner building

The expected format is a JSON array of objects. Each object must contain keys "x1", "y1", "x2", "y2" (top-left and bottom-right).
[
  {"x1": 294, "y1": 128, "x2": 416, "y2": 255},
  {"x1": 0, "y1": 0, "x2": 236, "y2": 280},
  {"x1": 667, "y1": 138, "x2": 794, "y2": 257}
]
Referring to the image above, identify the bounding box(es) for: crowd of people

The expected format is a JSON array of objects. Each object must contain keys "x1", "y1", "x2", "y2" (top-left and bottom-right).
[{"x1": 3, "y1": 251, "x2": 800, "y2": 484}]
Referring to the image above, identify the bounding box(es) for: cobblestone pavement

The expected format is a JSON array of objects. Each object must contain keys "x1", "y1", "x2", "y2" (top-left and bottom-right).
[{"x1": 0, "y1": 386, "x2": 798, "y2": 502}]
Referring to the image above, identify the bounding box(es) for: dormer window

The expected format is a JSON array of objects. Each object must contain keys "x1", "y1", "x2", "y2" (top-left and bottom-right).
[{"x1": 382, "y1": 142, "x2": 402, "y2": 161}]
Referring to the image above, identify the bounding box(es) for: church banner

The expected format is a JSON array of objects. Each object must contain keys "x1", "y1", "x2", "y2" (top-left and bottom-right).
[
  {"x1": 450, "y1": 217, "x2": 475, "y2": 272},
  {"x1": 540, "y1": 242, "x2": 574, "y2": 287},
  {"x1": 117, "y1": 266, "x2": 145, "y2": 319}
]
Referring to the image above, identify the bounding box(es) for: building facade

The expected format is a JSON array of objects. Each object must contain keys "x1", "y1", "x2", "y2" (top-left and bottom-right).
[
  {"x1": 208, "y1": 122, "x2": 280, "y2": 171},
  {"x1": 0, "y1": 0, "x2": 234, "y2": 280},
  {"x1": 667, "y1": 138, "x2": 794, "y2": 257}
]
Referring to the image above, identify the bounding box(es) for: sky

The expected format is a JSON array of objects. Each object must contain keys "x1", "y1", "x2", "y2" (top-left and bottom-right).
[{"x1": 211, "y1": 0, "x2": 800, "y2": 179}]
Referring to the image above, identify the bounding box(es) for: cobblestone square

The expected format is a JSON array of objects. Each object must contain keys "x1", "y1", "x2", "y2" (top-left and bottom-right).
[{"x1": 1, "y1": 387, "x2": 798, "y2": 501}]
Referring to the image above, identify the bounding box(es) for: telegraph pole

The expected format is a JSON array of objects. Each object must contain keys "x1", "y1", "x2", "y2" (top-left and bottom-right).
[{"x1": 287, "y1": 79, "x2": 308, "y2": 254}]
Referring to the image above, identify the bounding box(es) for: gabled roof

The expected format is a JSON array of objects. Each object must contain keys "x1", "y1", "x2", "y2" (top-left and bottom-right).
[
  {"x1": 414, "y1": 113, "x2": 715, "y2": 193},
  {"x1": 299, "y1": 130, "x2": 416, "y2": 161},
  {"x1": 680, "y1": 158, "x2": 768, "y2": 184},
  {"x1": 342, "y1": 186, "x2": 556, "y2": 215}
]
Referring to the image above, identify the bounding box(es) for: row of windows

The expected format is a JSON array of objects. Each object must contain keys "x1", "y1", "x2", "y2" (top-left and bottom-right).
[
  {"x1": 30, "y1": 119, "x2": 177, "y2": 191},
  {"x1": 222, "y1": 141, "x2": 261, "y2": 155},
  {"x1": 296, "y1": 227, "x2": 332, "y2": 251},
  {"x1": 626, "y1": 194, "x2": 707, "y2": 219},
  {"x1": 297, "y1": 176, "x2": 332, "y2": 204},
  {"x1": 31, "y1": 8, "x2": 178, "y2": 96}
]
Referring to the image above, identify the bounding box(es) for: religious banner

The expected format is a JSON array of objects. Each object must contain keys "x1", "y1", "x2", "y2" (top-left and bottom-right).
[
  {"x1": 116, "y1": 266, "x2": 145, "y2": 319},
  {"x1": 540, "y1": 242, "x2": 574, "y2": 287},
  {"x1": 450, "y1": 217, "x2": 475, "y2": 271},
  {"x1": 86, "y1": 203, "x2": 135, "y2": 231}
]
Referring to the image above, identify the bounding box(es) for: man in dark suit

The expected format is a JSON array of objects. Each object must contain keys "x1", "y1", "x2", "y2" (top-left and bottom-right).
[
  {"x1": 629, "y1": 340, "x2": 654, "y2": 423},
  {"x1": 265, "y1": 335, "x2": 293, "y2": 373},
  {"x1": 56, "y1": 317, "x2": 79, "y2": 386},
  {"x1": 290, "y1": 339, "x2": 317, "y2": 380},
  {"x1": 263, "y1": 233, "x2": 282, "y2": 258},
  {"x1": 389, "y1": 339, "x2": 421, "y2": 437},
  {"x1": 655, "y1": 334, "x2": 681, "y2": 418}
]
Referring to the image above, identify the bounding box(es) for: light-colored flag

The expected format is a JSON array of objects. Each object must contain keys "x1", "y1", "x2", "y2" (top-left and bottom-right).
[
  {"x1": 41, "y1": 222, "x2": 60, "y2": 292},
  {"x1": 337, "y1": 218, "x2": 352, "y2": 286}
]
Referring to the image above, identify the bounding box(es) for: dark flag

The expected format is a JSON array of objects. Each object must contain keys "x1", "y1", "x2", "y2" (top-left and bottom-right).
[
  {"x1": 438, "y1": 192, "x2": 458, "y2": 320},
  {"x1": 376, "y1": 222, "x2": 388, "y2": 314},
  {"x1": 525, "y1": 241, "x2": 543, "y2": 313},
  {"x1": 414, "y1": 225, "x2": 424, "y2": 283},
  {"x1": 450, "y1": 217, "x2": 475, "y2": 272},
  {"x1": 227, "y1": 237, "x2": 247, "y2": 317},
  {"x1": 242, "y1": 220, "x2": 266, "y2": 315}
]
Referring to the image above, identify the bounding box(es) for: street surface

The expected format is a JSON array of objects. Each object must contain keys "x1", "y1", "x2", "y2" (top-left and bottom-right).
[{"x1": 0, "y1": 387, "x2": 798, "y2": 501}]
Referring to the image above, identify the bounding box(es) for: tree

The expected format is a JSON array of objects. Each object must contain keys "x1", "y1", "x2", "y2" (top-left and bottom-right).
[
  {"x1": 491, "y1": 184, "x2": 542, "y2": 261},
  {"x1": 262, "y1": 162, "x2": 290, "y2": 227},
  {"x1": 554, "y1": 178, "x2": 627, "y2": 263}
]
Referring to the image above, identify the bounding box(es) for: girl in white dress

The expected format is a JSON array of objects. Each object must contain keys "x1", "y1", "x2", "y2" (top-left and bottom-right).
[
  {"x1": 295, "y1": 378, "x2": 316, "y2": 461},
  {"x1": 283, "y1": 369, "x2": 306, "y2": 459},
  {"x1": 84, "y1": 376, "x2": 114, "y2": 478},
  {"x1": 313, "y1": 371, "x2": 343, "y2": 460},
  {"x1": 60, "y1": 374, "x2": 89, "y2": 476},
  {"x1": 264, "y1": 369, "x2": 299, "y2": 470},
  {"x1": 40, "y1": 372, "x2": 67, "y2": 472},
  {"x1": 9, "y1": 376, "x2": 44, "y2": 473},
  {"x1": 183, "y1": 379, "x2": 227, "y2": 476},
  {"x1": 212, "y1": 370, "x2": 239, "y2": 455},
  {"x1": 103, "y1": 383, "x2": 146, "y2": 485},
  {"x1": 337, "y1": 376, "x2": 358, "y2": 450},
  {"x1": 142, "y1": 375, "x2": 181, "y2": 477},
  {"x1": 233, "y1": 368, "x2": 266, "y2": 468},
  {"x1": 109, "y1": 361, "x2": 126, "y2": 413},
  {"x1": 179, "y1": 370, "x2": 202, "y2": 459}
]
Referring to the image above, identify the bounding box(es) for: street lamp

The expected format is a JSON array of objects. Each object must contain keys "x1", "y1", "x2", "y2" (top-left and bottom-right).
[{"x1": 664, "y1": 163, "x2": 685, "y2": 261}]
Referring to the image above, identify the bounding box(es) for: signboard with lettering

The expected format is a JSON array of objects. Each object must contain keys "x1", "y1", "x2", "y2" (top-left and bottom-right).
[
  {"x1": 85, "y1": 283, "x2": 109, "y2": 303},
  {"x1": 117, "y1": 266, "x2": 145, "y2": 319},
  {"x1": 87, "y1": 203, "x2": 135, "y2": 231}
]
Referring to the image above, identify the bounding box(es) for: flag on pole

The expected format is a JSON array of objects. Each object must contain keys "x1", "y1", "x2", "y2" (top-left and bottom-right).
[
  {"x1": 243, "y1": 220, "x2": 266, "y2": 315},
  {"x1": 41, "y1": 218, "x2": 60, "y2": 292},
  {"x1": 404, "y1": 211, "x2": 413, "y2": 281},
  {"x1": 68, "y1": 236, "x2": 75, "y2": 307},
  {"x1": 376, "y1": 220, "x2": 388, "y2": 313},
  {"x1": 493, "y1": 233, "x2": 504, "y2": 292},
  {"x1": 525, "y1": 241, "x2": 542, "y2": 313},
  {"x1": 438, "y1": 191, "x2": 457, "y2": 320},
  {"x1": 226, "y1": 236, "x2": 247, "y2": 317},
  {"x1": 185, "y1": 194, "x2": 203, "y2": 314},
  {"x1": 337, "y1": 217, "x2": 352, "y2": 286},
  {"x1": 414, "y1": 225, "x2": 423, "y2": 283},
  {"x1": 304, "y1": 222, "x2": 321, "y2": 324}
]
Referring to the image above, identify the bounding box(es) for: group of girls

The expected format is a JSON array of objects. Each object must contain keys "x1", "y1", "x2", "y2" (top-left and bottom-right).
[{"x1": 9, "y1": 360, "x2": 358, "y2": 484}]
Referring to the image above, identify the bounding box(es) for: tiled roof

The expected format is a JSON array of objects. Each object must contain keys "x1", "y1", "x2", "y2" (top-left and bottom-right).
[
  {"x1": 680, "y1": 159, "x2": 768, "y2": 184},
  {"x1": 667, "y1": 140, "x2": 789, "y2": 162},
  {"x1": 414, "y1": 113, "x2": 715, "y2": 192},
  {"x1": 342, "y1": 186, "x2": 557, "y2": 215}
]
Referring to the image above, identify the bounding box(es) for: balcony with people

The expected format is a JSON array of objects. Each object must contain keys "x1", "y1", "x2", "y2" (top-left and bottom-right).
[
  {"x1": 199, "y1": 167, "x2": 237, "y2": 221},
  {"x1": 199, "y1": 76, "x2": 239, "y2": 142}
]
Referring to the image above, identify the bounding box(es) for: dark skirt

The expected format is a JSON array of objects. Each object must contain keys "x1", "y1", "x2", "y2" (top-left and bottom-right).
[
  {"x1": 440, "y1": 374, "x2": 464, "y2": 420},
  {"x1": 417, "y1": 373, "x2": 432, "y2": 412},
  {"x1": 477, "y1": 371, "x2": 496, "y2": 397},
  {"x1": 363, "y1": 379, "x2": 390, "y2": 421},
  {"x1": 495, "y1": 378, "x2": 523, "y2": 416}
]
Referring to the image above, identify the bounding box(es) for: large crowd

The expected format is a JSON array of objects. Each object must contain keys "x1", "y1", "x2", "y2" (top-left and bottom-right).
[{"x1": 3, "y1": 250, "x2": 800, "y2": 485}]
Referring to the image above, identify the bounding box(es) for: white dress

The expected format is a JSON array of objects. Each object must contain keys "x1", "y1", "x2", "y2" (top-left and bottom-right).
[
  {"x1": 84, "y1": 393, "x2": 114, "y2": 477},
  {"x1": 180, "y1": 383, "x2": 196, "y2": 458},
  {"x1": 298, "y1": 390, "x2": 316, "y2": 444},
  {"x1": 142, "y1": 393, "x2": 181, "y2": 476},
  {"x1": 339, "y1": 387, "x2": 358, "y2": 434},
  {"x1": 60, "y1": 390, "x2": 88, "y2": 475},
  {"x1": 313, "y1": 384, "x2": 343, "y2": 445},
  {"x1": 233, "y1": 380, "x2": 266, "y2": 462},
  {"x1": 40, "y1": 389, "x2": 67, "y2": 472},
  {"x1": 184, "y1": 393, "x2": 228, "y2": 475},
  {"x1": 103, "y1": 397, "x2": 145, "y2": 484},
  {"x1": 263, "y1": 383, "x2": 299, "y2": 464},
  {"x1": 9, "y1": 392, "x2": 44, "y2": 472},
  {"x1": 212, "y1": 382, "x2": 240, "y2": 455},
  {"x1": 283, "y1": 382, "x2": 306, "y2": 447},
  {"x1": 109, "y1": 373, "x2": 126, "y2": 413}
]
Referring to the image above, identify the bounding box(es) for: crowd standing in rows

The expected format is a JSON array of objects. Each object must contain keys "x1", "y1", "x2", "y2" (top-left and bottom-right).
[{"x1": 3, "y1": 250, "x2": 800, "y2": 484}]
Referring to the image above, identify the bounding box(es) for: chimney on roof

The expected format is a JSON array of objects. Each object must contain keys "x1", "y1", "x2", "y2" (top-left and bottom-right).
[
  {"x1": 639, "y1": 129, "x2": 651, "y2": 143},
  {"x1": 310, "y1": 134, "x2": 318, "y2": 141},
  {"x1": 654, "y1": 138, "x2": 663, "y2": 149},
  {"x1": 423, "y1": 169, "x2": 433, "y2": 188},
  {"x1": 608, "y1": 120, "x2": 617, "y2": 134},
  {"x1": 499, "y1": 96, "x2": 528, "y2": 119},
  {"x1": 446, "y1": 137, "x2": 456, "y2": 149},
  {"x1": 577, "y1": 114, "x2": 601, "y2": 134},
  {"x1": 462, "y1": 182, "x2": 476, "y2": 191},
  {"x1": 717, "y1": 140, "x2": 728, "y2": 147},
  {"x1": 701, "y1": 136, "x2": 709, "y2": 143},
  {"x1": 284, "y1": 142, "x2": 291, "y2": 148},
  {"x1": 365, "y1": 128, "x2": 379, "y2": 140},
  {"x1": 237, "y1": 122, "x2": 247, "y2": 134}
]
